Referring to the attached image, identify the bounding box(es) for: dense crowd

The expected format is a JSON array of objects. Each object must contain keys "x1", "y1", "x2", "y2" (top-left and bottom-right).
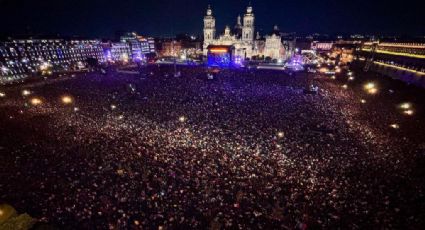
[{"x1": 0, "y1": 65, "x2": 424, "y2": 229}]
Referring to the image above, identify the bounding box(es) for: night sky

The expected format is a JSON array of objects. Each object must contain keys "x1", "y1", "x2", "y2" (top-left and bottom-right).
[{"x1": 1, "y1": 0, "x2": 424, "y2": 38}]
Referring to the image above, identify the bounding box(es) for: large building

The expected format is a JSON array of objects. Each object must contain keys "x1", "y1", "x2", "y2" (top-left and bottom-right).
[
  {"x1": 159, "y1": 40, "x2": 182, "y2": 57},
  {"x1": 120, "y1": 32, "x2": 156, "y2": 60},
  {"x1": 108, "y1": 42, "x2": 131, "y2": 62},
  {"x1": 0, "y1": 34, "x2": 156, "y2": 84},
  {"x1": 357, "y1": 41, "x2": 425, "y2": 87},
  {"x1": 0, "y1": 39, "x2": 106, "y2": 84},
  {"x1": 203, "y1": 5, "x2": 288, "y2": 61},
  {"x1": 311, "y1": 41, "x2": 334, "y2": 51}
]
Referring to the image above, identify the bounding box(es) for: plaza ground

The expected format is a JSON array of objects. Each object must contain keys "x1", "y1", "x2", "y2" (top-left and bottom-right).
[{"x1": 0, "y1": 66, "x2": 424, "y2": 229}]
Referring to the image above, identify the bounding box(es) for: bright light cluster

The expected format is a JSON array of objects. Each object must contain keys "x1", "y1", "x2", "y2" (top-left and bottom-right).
[
  {"x1": 179, "y1": 116, "x2": 187, "y2": 122},
  {"x1": 364, "y1": 82, "x2": 378, "y2": 94},
  {"x1": 364, "y1": 83, "x2": 375, "y2": 90},
  {"x1": 61, "y1": 95, "x2": 73, "y2": 104},
  {"x1": 399, "y1": 103, "x2": 411, "y2": 110},
  {"x1": 390, "y1": 124, "x2": 400, "y2": 129},
  {"x1": 209, "y1": 48, "x2": 228, "y2": 53},
  {"x1": 403, "y1": 110, "x2": 414, "y2": 115},
  {"x1": 22, "y1": 89, "x2": 31, "y2": 96},
  {"x1": 277, "y1": 131, "x2": 284, "y2": 138},
  {"x1": 30, "y1": 97, "x2": 43, "y2": 106},
  {"x1": 39, "y1": 62, "x2": 51, "y2": 71},
  {"x1": 398, "y1": 102, "x2": 414, "y2": 116}
]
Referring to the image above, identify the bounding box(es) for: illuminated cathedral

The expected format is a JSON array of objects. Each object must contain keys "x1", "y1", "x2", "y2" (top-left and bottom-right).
[{"x1": 203, "y1": 4, "x2": 289, "y2": 60}]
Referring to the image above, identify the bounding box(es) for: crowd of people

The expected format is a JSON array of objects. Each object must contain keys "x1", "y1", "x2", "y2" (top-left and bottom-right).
[{"x1": 0, "y1": 65, "x2": 424, "y2": 229}]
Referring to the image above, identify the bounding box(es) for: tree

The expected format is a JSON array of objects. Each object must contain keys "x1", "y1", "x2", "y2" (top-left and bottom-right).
[{"x1": 0, "y1": 204, "x2": 35, "y2": 230}]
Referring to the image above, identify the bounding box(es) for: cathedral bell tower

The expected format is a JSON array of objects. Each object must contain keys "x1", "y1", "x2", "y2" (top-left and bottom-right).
[
  {"x1": 242, "y1": 5, "x2": 254, "y2": 43},
  {"x1": 203, "y1": 5, "x2": 216, "y2": 55}
]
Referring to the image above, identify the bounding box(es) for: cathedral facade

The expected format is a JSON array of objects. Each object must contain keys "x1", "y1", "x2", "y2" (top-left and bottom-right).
[{"x1": 203, "y1": 5, "x2": 286, "y2": 60}]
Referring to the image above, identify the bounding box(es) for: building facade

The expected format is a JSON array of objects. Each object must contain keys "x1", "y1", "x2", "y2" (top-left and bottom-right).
[
  {"x1": 202, "y1": 5, "x2": 288, "y2": 60},
  {"x1": 311, "y1": 41, "x2": 334, "y2": 51},
  {"x1": 160, "y1": 40, "x2": 182, "y2": 57},
  {"x1": 120, "y1": 32, "x2": 156, "y2": 60},
  {"x1": 357, "y1": 41, "x2": 425, "y2": 88},
  {"x1": 109, "y1": 42, "x2": 131, "y2": 62},
  {"x1": 0, "y1": 39, "x2": 105, "y2": 84},
  {"x1": 0, "y1": 34, "x2": 156, "y2": 84},
  {"x1": 264, "y1": 33, "x2": 283, "y2": 60}
]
